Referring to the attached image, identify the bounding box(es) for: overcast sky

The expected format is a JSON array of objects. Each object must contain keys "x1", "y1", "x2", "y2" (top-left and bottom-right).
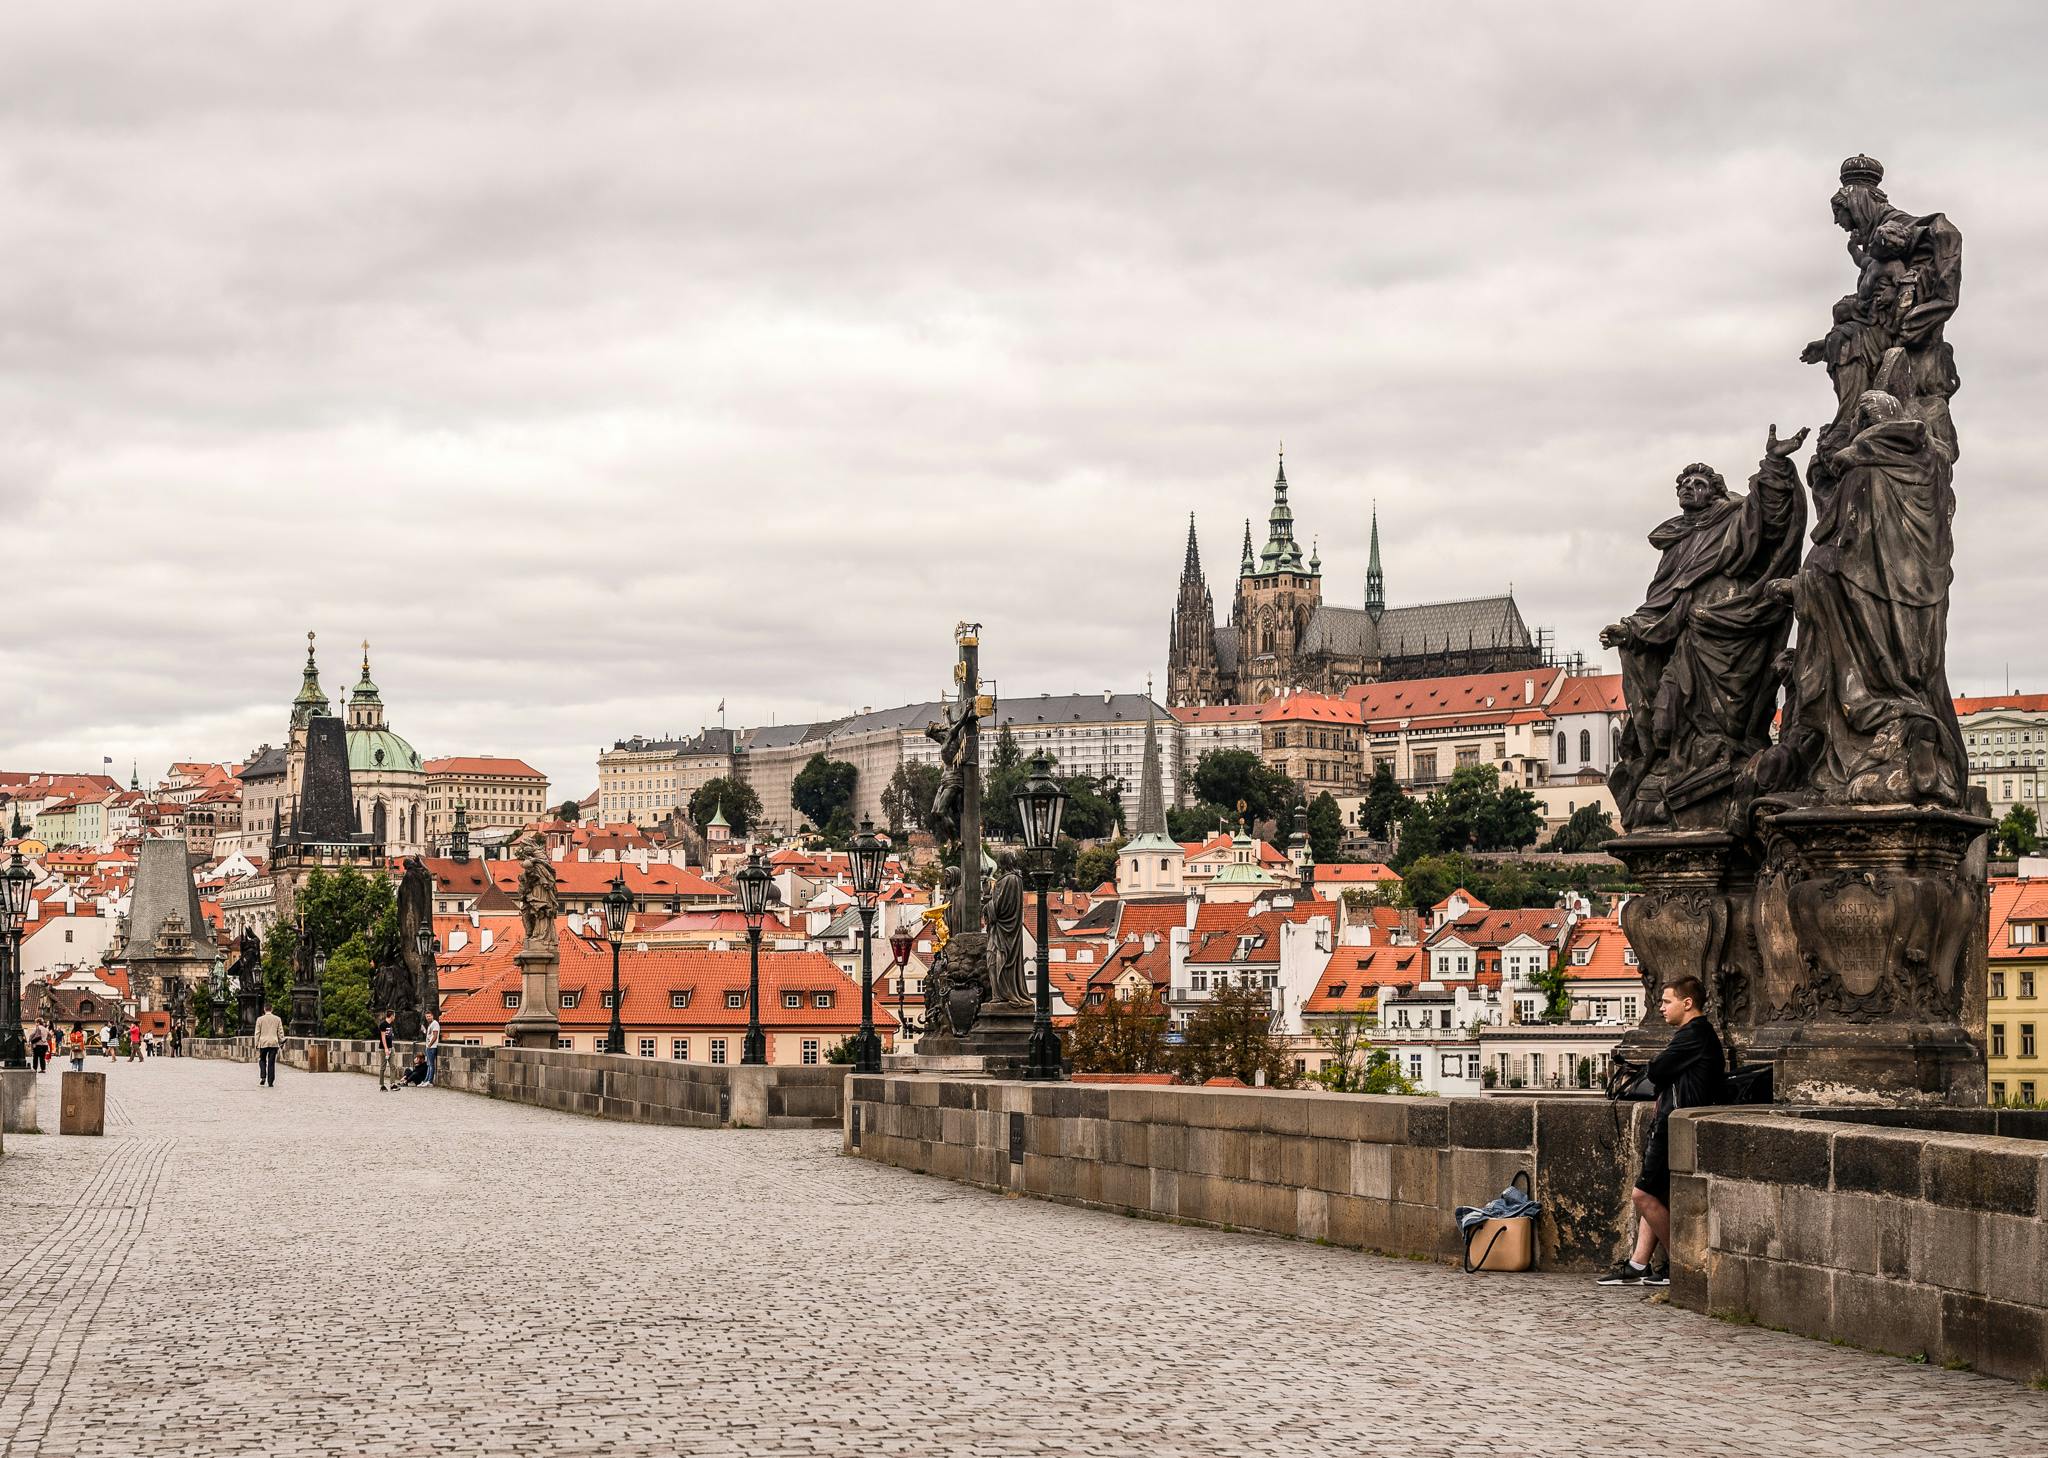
[{"x1": 5, "y1": 3, "x2": 2045, "y2": 799}]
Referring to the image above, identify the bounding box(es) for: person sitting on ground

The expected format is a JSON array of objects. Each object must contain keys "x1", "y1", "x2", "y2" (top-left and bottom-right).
[
  {"x1": 1599, "y1": 975, "x2": 1725, "y2": 1288},
  {"x1": 392, "y1": 1052, "x2": 431, "y2": 1089}
]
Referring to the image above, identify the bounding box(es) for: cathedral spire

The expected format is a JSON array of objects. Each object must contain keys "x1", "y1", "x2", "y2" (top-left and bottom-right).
[
  {"x1": 291, "y1": 631, "x2": 331, "y2": 728},
  {"x1": 1258, "y1": 448, "x2": 1303, "y2": 573},
  {"x1": 1365, "y1": 502, "x2": 1385, "y2": 620},
  {"x1": 1134, "y1": 689, "x2": 1166, "y2": 838},
  {"x1": 1181, "y1": 513, "x2": 1202, "y2": 581},
  {"x1": 1240, "y1": 517, "x2": 1255, "y2": 575}
]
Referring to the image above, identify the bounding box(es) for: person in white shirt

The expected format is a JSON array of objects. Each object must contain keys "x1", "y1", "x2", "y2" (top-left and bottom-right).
[
  {"x1": 253, "y1": 1006, "x2": 286, "y2": 1087},
  {"x1": 423, "y1": 1012, "x2": 442, "y2": 1086}
]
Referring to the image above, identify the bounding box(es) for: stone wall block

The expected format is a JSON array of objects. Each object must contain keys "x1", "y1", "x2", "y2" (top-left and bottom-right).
[
  {"x1": 1831, "y1": 1269, "x2": 1939, "y2": 1358},
  {"x1": 1448, "y1": 1098, "x2": 1534, "y2": 1151},
  {"x1": 1910, "y1": 1200, "x2": 1989, "y2": 1295},
  {"x1": 1777, "y1": 1186, "x2": 1836, "y2": 1269},
  {"x1": 1748, "y1": 1257, "x2": 1832, "y2": 1341},
  {"x1": 1448, "y1": 1149, "x2": 1529, "y2": 1211},
  {"x1": 1666, "y1": 1173, "x2": 1711, "y2": 1274},
  {"x1": 1149, "y1": 1166, "x2": 1180, "y2": 1216},
  {"x1": 1303, "y1": 1095, "x2": 1407, "y2": 1145},
  {"x1": 1923, "y1": 1137, "x2": 2041, "y2": 1217},
  {"x1": 1388, "y1": 1146, "x2": 1442, "y2": 1206},
  {"x1": 1982, "y1": 1213, "x2": 2046, "y2": 1310},
  {"x1": 1403, "y1": 1101, "x2": 1448, "y2": 1148},
  {"x1": 1705, "y1": 1178, "x2": 1782, "y2": 1259},
  {"x1": 1829, "y1": 1191, "x2": 1880, "y2": 1275},
  {"x1": 1939, "y1": 1291, "x2": 2048, "y2": 1384},
  {"x1": 1350, "y1": 1142, "x2": 1393, "y2": 1201},
  {"x1": 1107, "y1": 1119, "x2": 1150, "y2": 1168},
  {"x1": 1695, "y1": 1116, "x2": 1832, "y2": 1189},
  {"x1": 1297, "y1": 1187, "x2": 1331, "y2": 1242}
]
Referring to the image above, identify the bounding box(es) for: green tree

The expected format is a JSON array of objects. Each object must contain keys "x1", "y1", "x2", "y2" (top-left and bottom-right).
[
  {"x1": 1545, "y1": 803, "x2": 1618, "y2": 854},
  {"x1": 689, "y1": 776, "x2": 762, "y2": 837},
  {"x1": 1998, "y1": 804, "x2": 2040, "y2": 858},
  {"x1": 1190, "y1": 749, "x2": 1299, "y2": 838},
  {"x1": 1167, "y1": 803, "x2": 1227, "y2": 841},
  {"x1": 1175, "y1": 979, "x2": 1299, "y2": 1088},
  {"x1": 260, "y1": 922, "x2": 296, "y2": 1017},
  {"x1": 1064, "y1": 991, "x2": 1171, "y2": 1075},
  {"x1": 1072, "y1": 839, "x2": 1123, "y2": 891},
  {"x1": 792, "y1": 754, "x2": 859, "y2": 833},
  {"x1": 880, "y1": 761, "x2": 942, "y2": 838},
  {"x1": 1530, "y1": 958, "x2": 1572, "y2": 1022},
  {"x1": 295, "y1": 866, "x2": 397, "y2": 965},
  {"x1": 1361, "y1": 762, "x2": 1407, "y2": 841},
  {"x1": 1057, "y1": 772, "x2": 1124, "y2": 841},
  {"x1": 1308, "y1": 1011, "x2": 1421, "y2": 1092},
  {"x1": 557, "y1": 799, "x2": 581, "y2": 822},
  {"x1": 981, "y1": 727, "x2": 1028, "y2": 839},
  {"x1": 1395, "y1": 765, "x2": 1541, "y2": 867},
  {"x1": 321, "y1": 934, "x2": 376, "y2": 1040},
  {"x1": 1306, "y1": 792, "x2": 1347, "y2": 864}
]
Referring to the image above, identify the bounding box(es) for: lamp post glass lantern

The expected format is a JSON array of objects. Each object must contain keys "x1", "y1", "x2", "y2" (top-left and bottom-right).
[
  {"x1": 603, "y1": 872, "x2": 630, "y2": 1057},
  {"x1": 0, "y1": 849, "x2": 31, "y2": 1068},
  {"x1": 736, "y1": 850, "x2": 770, "y2": 1064},
  {"x1": 849, "y1": 817, "x2": 888, "y2": 1073},
  {"x1": 1015, "y1": 754, "x2": 1067, "y2": 1080},
  {"x1": 888, "y1": 925, "x2": 918, "y2": 1040}
]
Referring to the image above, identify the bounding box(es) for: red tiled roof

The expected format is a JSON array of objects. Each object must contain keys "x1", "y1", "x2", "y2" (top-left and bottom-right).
[
  {"x1": 1988, "y1": 877, "x2": 2048, "y2": 961},
  {"x1": 1428, "y1": 908, "x2": 1566, "y2": 950},
  {"x1": 423, "y1": 756, "x2": 547, "y2": 778},
  {"x1": 1558, "y1": 915, "x2": 1636, "y2": 981},
  {"x1": 1169, "y1": 704, "x2": 1264, "y2": 723},
  {"x1": 1116, "y1": 901, "x2": 1190, "y2": 942},
  {"x1": 1257, "y1": 693, "x2": 1361, "y2": 724},
  {"x1": 1190, "y1": 897, "x2": 1337, "y2": 939},
  {"x1": 1184, "y1": 833, "x2": 1288, "y2": 867},
  {"x1": 1312, "y1": 863, "x2": 1400, "y2": 885},
  {"x1": 1188, "y1": 902, "x2": 1338, "y2": 965},
  {"x1": 440, "y1": 940, "x2": 894, "y2": 1035},
  {"x1": 1347, "y1": 667, "x2": 1565, "y2": 728},
  {"x1": 1956, "y1": 694, "x2": 2048, "y2": 717},
  {"x1": 483, "y1": 860, "x2": 728, "y2": 900},
  {"x1": 1550, "y1": 674, "x2": 1625, "y2": 716}
]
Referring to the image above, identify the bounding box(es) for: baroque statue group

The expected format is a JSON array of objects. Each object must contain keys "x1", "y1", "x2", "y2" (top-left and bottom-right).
[{"x1": 1606, "y1": 155, "x2": 1982, "y2": 1105}]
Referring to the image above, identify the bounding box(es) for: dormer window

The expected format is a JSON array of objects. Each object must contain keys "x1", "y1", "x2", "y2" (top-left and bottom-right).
[
  {"x1": 783, "y1": 991, "x2": 802, "y2": 1009},
  {"x1": 1572, "y1": 948, "x2": 1592, "y2": 966},
  {"x1": 726, "y1": 991, "x2": 745, "y2": 1009},
  {"x1": 669, "y1": 990, "x2": 691, "y2": 1009},
  {"x1": 814, "y1": 992, "x2": 832, "y2": 1008},
  {"x1": 560, "y1": 991, "x2": 581, "y2": 1010}
]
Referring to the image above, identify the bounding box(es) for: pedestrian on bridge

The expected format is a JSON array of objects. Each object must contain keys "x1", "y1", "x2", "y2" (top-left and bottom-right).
[
  {"x1": 423, "y1": 1010, "x2": 442, "y2": 1087},
  {"x1": 254, "y1": 1004, "x2": 285, "y2": 1088},
  {"x1": 68, "y1": 1024, "x2": 86, "y2": 1072},
  {"x1": 29, "y1": 1020, "x2": 49, "y2": 1074},
  {"x1": 377, "y1": 1013, "x2": 397, "y2": 1091},
  {"x1": 128, "y1": 1023, "x2": 143, "y2": 1061}
]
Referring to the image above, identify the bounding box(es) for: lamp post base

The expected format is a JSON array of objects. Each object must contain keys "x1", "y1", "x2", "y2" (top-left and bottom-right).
[
  {"x1": 1023, "y1": 1024, "x2": 1063, "y2": 1081},
  {"x1": 853, "y1": 1031, "x2": 884, "y2": 1074},
  {"x1": 741, "y1": 1029, "x2": 767, "y2": 1065}
]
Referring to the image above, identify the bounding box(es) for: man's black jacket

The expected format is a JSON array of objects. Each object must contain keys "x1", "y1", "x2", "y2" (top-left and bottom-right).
[{"x1": 1647, "y1": 1016, "x2": 1725, "y2": 1117}]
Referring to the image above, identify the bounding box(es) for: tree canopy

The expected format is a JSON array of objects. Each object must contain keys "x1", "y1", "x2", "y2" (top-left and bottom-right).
[
  {"x1": 880, "y1": 761, "x2": 943, "y2": 838},
  {"x1": 1544, "y1": 803, "x2": 1618, "y2": 855},
  {"x1": 1998, "y1": 804, "x2": 2040, "y2": 859},
  {"x1": 792, "y1": 754, "x2": 859, "y2": 838},
  {"x1": 1308, "y1": 1012, "x2": 1423, "y2": 1094},
  {"x1": 1064, "y1": 990, "x2": 1171, "y2": 1075},
  {"x1": 1189, "y1": 749, "x2": 1299, "y2": 839},
  {"x1": 1174, "y1": 980, "x2": 1299, "y2": 1088},
  {"x1": 1394, "y1": 764, "x2": 1543, "y2": 866},
  {"x1": 689, "y1": 776, "x2": 762, "y2": 837},
  {"x1": 1360, "y1": 762, "x2": 1407, "y2": 841},
  {"x1": 1305, "y1": 792, "x2": 1347, "y2": 864}
]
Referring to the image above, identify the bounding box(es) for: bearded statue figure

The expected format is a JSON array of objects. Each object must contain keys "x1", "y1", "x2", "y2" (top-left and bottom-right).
[{"x1": 1604, "y1": 426, "x2": 1808, "y2": 829}]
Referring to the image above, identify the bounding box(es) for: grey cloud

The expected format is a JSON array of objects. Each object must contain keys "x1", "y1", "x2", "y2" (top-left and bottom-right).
[{"x1": 4, "y1": 2, "x2": 2047, "y2": 793}]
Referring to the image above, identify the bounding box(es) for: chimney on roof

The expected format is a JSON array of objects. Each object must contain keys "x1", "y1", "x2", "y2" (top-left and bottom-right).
[{"x1": 1525, "y1": 678, "x2": 1535, "y2": 704}]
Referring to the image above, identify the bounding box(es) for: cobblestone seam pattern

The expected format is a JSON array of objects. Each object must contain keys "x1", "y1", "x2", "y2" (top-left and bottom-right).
[{"x1": 0, "y1": 1061, "x2": 2042, "y2": 1457}]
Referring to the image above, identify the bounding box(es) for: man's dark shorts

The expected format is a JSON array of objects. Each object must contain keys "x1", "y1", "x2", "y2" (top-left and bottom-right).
[{"x1": 1635, "y1": 1117, "x2": 1671, "y2": 1204}]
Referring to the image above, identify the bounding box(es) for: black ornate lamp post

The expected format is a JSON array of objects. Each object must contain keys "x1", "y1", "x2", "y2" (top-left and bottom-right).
[
  {"x1": 0, "y1": 849, "x2": 33, "y2": 1068},
  {"x1": 603, "y1": 872, "x2": 631, "y2": 1056},
  {"x1": 848, "y1": 816, "x2": 888, "y2": 1073},
  {"x1": 735, "y1": 850, "x2": 771, "y2": 1064},
  {"x1": 889, "y1": 924, "x2": 918, "y2": 1042},
  {"x1": 1015, "y1": 753, "x2": 1068, "y2": 1081}
]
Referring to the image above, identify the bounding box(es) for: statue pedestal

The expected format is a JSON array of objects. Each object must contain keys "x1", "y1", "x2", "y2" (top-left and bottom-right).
[
  {"x1": 1752, "y1": 805, "x2": 1989, "y2": 1106},
  {"x1": 1608, "y1": 830, "x2": 1761, "y2": 1067},
  {"x1": 504, "y1": 948, "x2": 562, "y2": 1050}
]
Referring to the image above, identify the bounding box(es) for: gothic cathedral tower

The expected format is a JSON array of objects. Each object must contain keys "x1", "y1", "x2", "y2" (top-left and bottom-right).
[
  {"x1": 1167, "y1": 514, "x2": 1223, "y2": 706},
  {"x1": 1230, "y1": 452, "x2": 1322, "y2": 702}
]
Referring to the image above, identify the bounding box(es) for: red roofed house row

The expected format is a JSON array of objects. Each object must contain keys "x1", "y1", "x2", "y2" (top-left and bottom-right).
[
  {"x1": 424, "y1": 756, "x2": 551, "y2": 842},
  {"x1": 438, "y1": 934, "x2": 896, "y2": 1065}
]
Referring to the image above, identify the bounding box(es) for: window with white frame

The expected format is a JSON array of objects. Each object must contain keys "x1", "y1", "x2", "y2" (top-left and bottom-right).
[
  {"x1": 669, "y1": 990, "x2": 690, "y2": 1009},
  {"x1": 638, "y1": 1037, "x2": 656, "y2": 1058},
  {"x1": 802, "y1": 1039, "x2": 820, "y2": 1065},
  {"x1": 726, "y1": 991, "x2": 745, "y2": 1009},
  {"x1": 671, "y1": 1038, "x2": 688, "y2": 1060},
  {"x1": 783, "y1": 991, "x2": 801, "y2": 1009},
  {"x1": 710, "y1": 1038, "x2": 727, "y2": 1064},
  {"x1": 600, "y1": 990, "x2": 616, "y2": 1008},
  {"x1": 502, "y1": 991, "x2": 521, "y2": 1009},
  {"x1": 556, "y1": 1036, "x2": 573, "y2": 1050},
  {"x1": 814, "y1": 992, "x2": 832, "y2": 1008}
]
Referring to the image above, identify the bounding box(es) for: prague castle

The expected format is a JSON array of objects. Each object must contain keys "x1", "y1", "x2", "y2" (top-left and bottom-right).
[{"x1": 1166, "y1": 454, "x2": 1545, "y2": 706}]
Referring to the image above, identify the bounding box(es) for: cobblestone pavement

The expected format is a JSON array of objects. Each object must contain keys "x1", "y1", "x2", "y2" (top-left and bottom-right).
[{"x1": 2, "y1": 1060, "x2": 2044, "y2": 1458}]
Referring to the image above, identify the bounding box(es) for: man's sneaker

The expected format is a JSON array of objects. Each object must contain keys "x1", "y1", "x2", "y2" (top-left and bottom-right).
[
  {"x1": 1643, "y1": 1262, "x2": 1671, "y2": 1286},
  {"x1": 1597, "y1": 1260, "x2": 1649, "y2": 1286}
]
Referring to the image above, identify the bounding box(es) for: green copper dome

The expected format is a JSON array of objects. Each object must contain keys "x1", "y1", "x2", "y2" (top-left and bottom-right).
[{"x1": 348, "y1": 727, "x2": 421, "y2": 775}]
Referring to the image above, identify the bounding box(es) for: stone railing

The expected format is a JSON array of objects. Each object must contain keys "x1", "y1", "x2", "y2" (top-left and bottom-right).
[
  {"x1": 1670, "y1": 1105, "x2": 2048, "y2": 1382},
  {"x1": 845, "y1": 1074, "x2": 1652, "y2": 1269},
  {"x1": 188, "y1": 1037, "x2": 846, "y2": 1130}
]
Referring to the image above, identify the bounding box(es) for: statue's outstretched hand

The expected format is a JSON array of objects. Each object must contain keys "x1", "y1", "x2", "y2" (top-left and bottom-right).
[{"x1": 1765, "y1": 424, "x2": 1810, "y2": 459}]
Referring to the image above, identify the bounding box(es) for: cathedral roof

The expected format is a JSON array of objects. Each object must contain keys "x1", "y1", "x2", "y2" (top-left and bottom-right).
[
  {"x1": 1374, "y1": 595, "x2": 1534, "y2": 658},
  {"x1": 348, "y1": 727, "x2": 422, "y2": 776}
]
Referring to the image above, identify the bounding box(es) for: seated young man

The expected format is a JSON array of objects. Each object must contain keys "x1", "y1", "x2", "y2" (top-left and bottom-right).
[{"x1": 1599, "y1": 975, "x2": 1724, "y2": 1287}]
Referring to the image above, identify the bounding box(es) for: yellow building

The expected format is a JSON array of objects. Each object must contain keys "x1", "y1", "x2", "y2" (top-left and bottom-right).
[{"x1": 1986, "y1": 875, "x2": 2048, "y2": 1106}]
